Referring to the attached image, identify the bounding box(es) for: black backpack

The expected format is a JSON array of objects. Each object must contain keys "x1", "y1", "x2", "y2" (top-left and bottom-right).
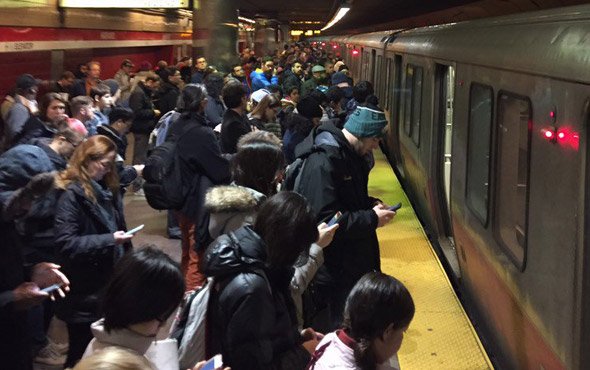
[{"x1": 143, "y1": 125, "x2": 192, "y2": 210}]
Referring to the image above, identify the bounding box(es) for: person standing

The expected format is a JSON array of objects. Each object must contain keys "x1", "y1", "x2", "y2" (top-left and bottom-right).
[
  {"x1": 114, "y1": 60, "x2": 134, "y2": 106},
  {"x1": 220, "y1": 83, "x2": 250, "y2": 154},
  {"x1": 129, "y1": 73, "x2": 160, "y2": 166},
  {"x1": 287, "y1": 105, "x2": 396, "y2": 331},
  {"x1": 54, "y1": 135, "x2": 134, "y2": 367}
]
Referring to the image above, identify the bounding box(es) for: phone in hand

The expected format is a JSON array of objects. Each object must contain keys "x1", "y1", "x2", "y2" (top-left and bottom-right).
[
  {"x1": 388, "y1": 203, "x2": 402, "y2": 212},
  {"x1": 125, "y1": 224, "x2": 145, "y2": 236},
  {"x1": 327, "y1": 211, "x2": 342, "y2": 227},
  {"x1": 201, "y1": 354, "x2": 223, "y2": 370},
  {"x1": 41, "y1": 283, "x2": 62, "y2": 294}
]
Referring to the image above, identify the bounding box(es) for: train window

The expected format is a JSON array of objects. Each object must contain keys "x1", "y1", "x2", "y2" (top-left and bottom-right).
[
  {"x1": 466, "y1": 84, "x2": 493, "y2": 225},
  {"x1": 411, "y1": 66, "x2": 423, "y2": 146},
  {"x1": 403, "y1": 65, "x2": 414, "y2": 136},
  {"x1": 377, "y1": 55, "x2": 383, "y2": 98},
  {"x1": 385, "y1": 58, "x2": 392, "y2": 111},
  {"x1": 494, "y1": 92, "x2": 532, "y2": 270}
]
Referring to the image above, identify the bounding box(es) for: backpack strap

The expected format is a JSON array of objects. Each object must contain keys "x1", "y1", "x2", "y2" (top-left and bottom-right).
[{"x1": 305, "y1": 340, "x2": 332, "y2": 370}]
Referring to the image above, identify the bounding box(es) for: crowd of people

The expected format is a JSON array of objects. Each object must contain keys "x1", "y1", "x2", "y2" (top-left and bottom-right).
[{"x1": 0, "y1": 41, "x2": 415, "y2": 370}]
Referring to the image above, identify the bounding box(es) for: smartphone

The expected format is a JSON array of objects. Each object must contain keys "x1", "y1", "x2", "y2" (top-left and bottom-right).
[
  {"x1": 41, "y1": 283, "x2": 62, "y2": 294},
  {"x1": 388, "y1": 203, "x2": 402, "y2": 212},
  {"x1": 201, "y1": 354, "x2": 223, "y2": 370},
  {"x1": 125, "y1": 224, "x2": 145, "y2": 236},
  {"x1": 327, "y1": 211, "x2": 342, "y2": 227}
]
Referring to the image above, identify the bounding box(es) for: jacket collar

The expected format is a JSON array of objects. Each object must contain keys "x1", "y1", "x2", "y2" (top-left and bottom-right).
[
  {"x1": 90, "y1": 319, "x2": 153, "y2": 355},
  {"x1": 68, "y1": 182, "x2": 121, "y2": 232}
]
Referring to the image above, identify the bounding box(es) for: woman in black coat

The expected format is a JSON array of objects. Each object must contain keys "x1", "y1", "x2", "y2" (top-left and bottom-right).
[
  {"x1": 54, "y1": 135, "x2": 134, "y2": 367},
  {"x1": 203, "y1": 192, "x2": 320, "y2": 370}
]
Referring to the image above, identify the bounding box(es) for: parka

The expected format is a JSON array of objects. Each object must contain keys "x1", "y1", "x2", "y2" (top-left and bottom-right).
[
  {"x1": 202, "y1": 225, "x2": 310, "y2": 370},
  {"x1": 289, "y1": 122, "x2": 380, "y2": 286},
  {"x1": 53, "y1": 182, "x2": 130, "y2": 323}
]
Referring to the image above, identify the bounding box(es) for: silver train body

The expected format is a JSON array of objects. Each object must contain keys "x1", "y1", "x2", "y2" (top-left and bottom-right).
[{"x1": 316, "y1": 4, "x2": 590, "y2": 369}]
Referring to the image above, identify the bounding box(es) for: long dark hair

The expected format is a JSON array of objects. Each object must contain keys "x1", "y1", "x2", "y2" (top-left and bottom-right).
[
  {"x1": 102, "y1": 246, "x2": 185, "y2": 331},
  {"x1": 343, "y1": 272, "x2": 415, "y2": 370},
  {"x1": 253, "y1": 192, "x2": 318, "y2": 267},
  {"x1": 231, "y1": 141, "x2": 285, "y2": 196},
  {"x1": 178, "y1": 83, "x2": 208, "y2": 118}
]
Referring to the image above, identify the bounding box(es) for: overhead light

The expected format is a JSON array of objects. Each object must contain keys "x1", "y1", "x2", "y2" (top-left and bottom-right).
[
  {"x1": 321, "y1": 5, "x2": 350, "y2": 31},
  {"x1": 238, "y1": 16, "x2": 256, "y2": 24}
]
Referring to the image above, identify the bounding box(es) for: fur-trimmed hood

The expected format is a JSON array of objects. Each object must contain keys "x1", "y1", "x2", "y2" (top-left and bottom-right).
[
  {"x1": 205, "y1": 185, "x2": 266, "y2": 240},
  {"x1": 205, "y1": 185, "x2": 265, "y2": 213}
]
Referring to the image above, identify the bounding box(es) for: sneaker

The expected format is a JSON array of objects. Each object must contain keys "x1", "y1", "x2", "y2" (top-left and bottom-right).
[
  {"x1": 133, "y1": 188, "x2": 145, "y2": 197},
  {"x1": 33, "y1": 339, "x2": 67, "y2": 366}
]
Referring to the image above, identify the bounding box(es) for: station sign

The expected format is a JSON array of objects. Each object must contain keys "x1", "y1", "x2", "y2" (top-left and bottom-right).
[{"x1": 59, "y1": 0, "x2": 189, "y2": 8}]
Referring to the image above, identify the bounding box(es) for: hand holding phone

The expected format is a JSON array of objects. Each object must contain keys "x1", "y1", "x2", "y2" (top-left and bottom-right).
[
  {"x1": 125, "y1": 224, "x2": 145, "y2": 236},
  {"x1": 200, "y1": 354, "x2": 223, "y2": 370},
  {"x1": 41, "y1": 283, "x2": 62, "y2": 294},
  {"x1": 327, "y1": 212, "x2": 342, "y2": 227},
  {"x1": 388, "y1": 202, "x2": 402, "y2": 212}
]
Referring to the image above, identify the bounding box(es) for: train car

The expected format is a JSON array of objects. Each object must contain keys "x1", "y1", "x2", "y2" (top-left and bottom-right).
[{"x1": 336, "y1": 4, "x2": 590, "y2": 370}]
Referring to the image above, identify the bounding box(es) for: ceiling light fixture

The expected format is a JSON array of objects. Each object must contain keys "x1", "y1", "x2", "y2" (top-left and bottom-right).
[
  {"x1": 238, "y1": 16, "x2": 256, "y2": 24},
  {"x1": 321, "y1": 5, "x2": 350, "y2": 31}
]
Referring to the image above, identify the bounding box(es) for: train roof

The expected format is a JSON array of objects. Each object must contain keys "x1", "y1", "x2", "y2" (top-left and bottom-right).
[
  {"x1": 343, "y1": 31, "x2": 393, "y2": 48},
  {"x1": 387, "y1": 4, "x2": 590, "y2": 83}
]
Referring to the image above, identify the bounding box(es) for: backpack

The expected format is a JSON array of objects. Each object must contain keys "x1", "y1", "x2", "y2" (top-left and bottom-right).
[
  {"x1": 171, "y1": 233, "x2": 270, "y2": 369},
  {"x1": 282, "y1": 144, "x2": 325, "y2": 192},
  {"x1": 143, "y1": 124, "x2": 192, "y2": 210},
  {"x1": 149, "y1": 110, "x2": 180, "y2": 149}
]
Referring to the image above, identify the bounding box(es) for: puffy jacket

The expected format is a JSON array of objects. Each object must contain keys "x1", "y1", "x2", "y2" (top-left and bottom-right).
[
  {"x1": 250, "y1": 69, "x2": 278, "y2": 92},
  {"x1": 0, "y1": 141, "x2": 65, "y2": 263},
  {"x1": 53, "y1": 182, "x2": 130, "y2": 323},
  {"x1": 289, "y1": 122, "x2": 380, "y2": 286},
  {"x1": 203, "y1": 225, "x2": 309, "y2": 370}
]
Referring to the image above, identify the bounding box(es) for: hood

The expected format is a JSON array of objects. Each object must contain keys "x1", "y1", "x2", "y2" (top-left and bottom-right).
[
  {"x1": 90, "y1": 319, "x2": 153, "y2": 355},
  {"x1": 203, "y1": 225, "x2": 267, "y2": 278},
  {"x1": 205, "y1": 185, "x2": 265, "y2": 213},
  {"x1": 30, "y1": 138, "x2": 67, "y2": 171},
  {"x1": 293, "y1": 121, "x2": 348, "y2": 159}
]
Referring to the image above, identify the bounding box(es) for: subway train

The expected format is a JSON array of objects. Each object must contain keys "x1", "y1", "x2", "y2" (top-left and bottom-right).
[{"x1": 313, "y1": 4, "x2": 590, "y2": 370}]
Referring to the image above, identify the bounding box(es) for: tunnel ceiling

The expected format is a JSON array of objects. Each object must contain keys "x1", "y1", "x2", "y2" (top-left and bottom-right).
[{"x1": 238, "y1": 0, "x2": 589, "y2": 33}]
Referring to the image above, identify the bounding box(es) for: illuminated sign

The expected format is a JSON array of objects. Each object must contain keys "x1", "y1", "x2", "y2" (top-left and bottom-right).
[{"x1": 59, "y1": 0, "x2": 189, "y2": 8}]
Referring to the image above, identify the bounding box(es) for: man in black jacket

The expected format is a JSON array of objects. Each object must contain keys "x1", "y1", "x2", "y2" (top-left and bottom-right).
[
  {"x1": 129, "y1": 73, "x2": 160, "y2": 165},
  {"x1": 288, "y1": 104, "x2": 396, "y2": 331},
  {"x1": 220, "y1": 83, "x2": 250, "y2": 154}
]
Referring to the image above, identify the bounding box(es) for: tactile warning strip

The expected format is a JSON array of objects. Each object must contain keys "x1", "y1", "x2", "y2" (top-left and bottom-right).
[{"x1": 369, "y1": 152, "x2": 493, "y2": 370}]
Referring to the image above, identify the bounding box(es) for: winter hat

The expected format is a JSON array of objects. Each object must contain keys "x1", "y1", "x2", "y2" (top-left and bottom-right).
[
  {"x1": 103, "y1": 79, "x2": 120, "y2": 96},
  {"x1": 311, "y1": 65, "x2": 326, "y2": 73},
  {"x1": 331, "y1": 72, "x2": 349, "y2": 86},
  {"x1": 16, "y1": 74, "x2": 40, "y2": 90},
  {"x1": 251, "y1": 88, "x2": 270, "y2": 104},
  {"x1": 67, "y1": 118, "x2": 89, "y2": 137},
  {"x1": 297, "y1": 96, "x2": 322, "y2": 120},
  {"x1": 344, "y1": 105, "x2": 387, "y2": 138}
]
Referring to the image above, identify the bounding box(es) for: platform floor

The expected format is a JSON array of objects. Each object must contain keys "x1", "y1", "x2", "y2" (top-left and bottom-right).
[{"x1": 369, "y1": 151, "x2": 493, "y2": 369}]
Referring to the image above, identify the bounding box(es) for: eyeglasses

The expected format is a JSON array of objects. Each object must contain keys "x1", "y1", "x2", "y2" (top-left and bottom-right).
[{"x1": 63, "y1": 136, "x2": 81, "y2": 148}]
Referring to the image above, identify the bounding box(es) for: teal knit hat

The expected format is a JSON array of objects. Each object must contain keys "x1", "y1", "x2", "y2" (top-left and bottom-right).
[{"x1": 344, "y1": 106, "x2": 387, "y2": 138}]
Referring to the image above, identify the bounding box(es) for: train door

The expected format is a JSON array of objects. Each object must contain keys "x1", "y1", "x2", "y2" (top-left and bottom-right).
[
  {"x1": 433, "y1": 64, "x2": 458, "y2": 268},
  {"x1": 387, "y1": 54, "x2": 404, "y2": 174}
]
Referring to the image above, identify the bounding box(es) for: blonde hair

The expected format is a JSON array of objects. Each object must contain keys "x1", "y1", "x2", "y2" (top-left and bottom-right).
[
  {"x1": 73, "y1": 347, "x2": 154, "y2": 370},
  {"x1": 56, "y1": 135, "x2": 119, "y2": 202}
]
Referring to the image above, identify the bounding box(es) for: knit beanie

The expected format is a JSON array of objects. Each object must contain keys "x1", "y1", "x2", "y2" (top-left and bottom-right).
[
  {"x1": 297, "y1": 96, "x2": 322, "y2": 120},
  {"x1": 344, "y1": 105, "x2": 387, "y2": 138},
  {"x1": 331, "y1": 72, "x2": 349, "y2": 86}
]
